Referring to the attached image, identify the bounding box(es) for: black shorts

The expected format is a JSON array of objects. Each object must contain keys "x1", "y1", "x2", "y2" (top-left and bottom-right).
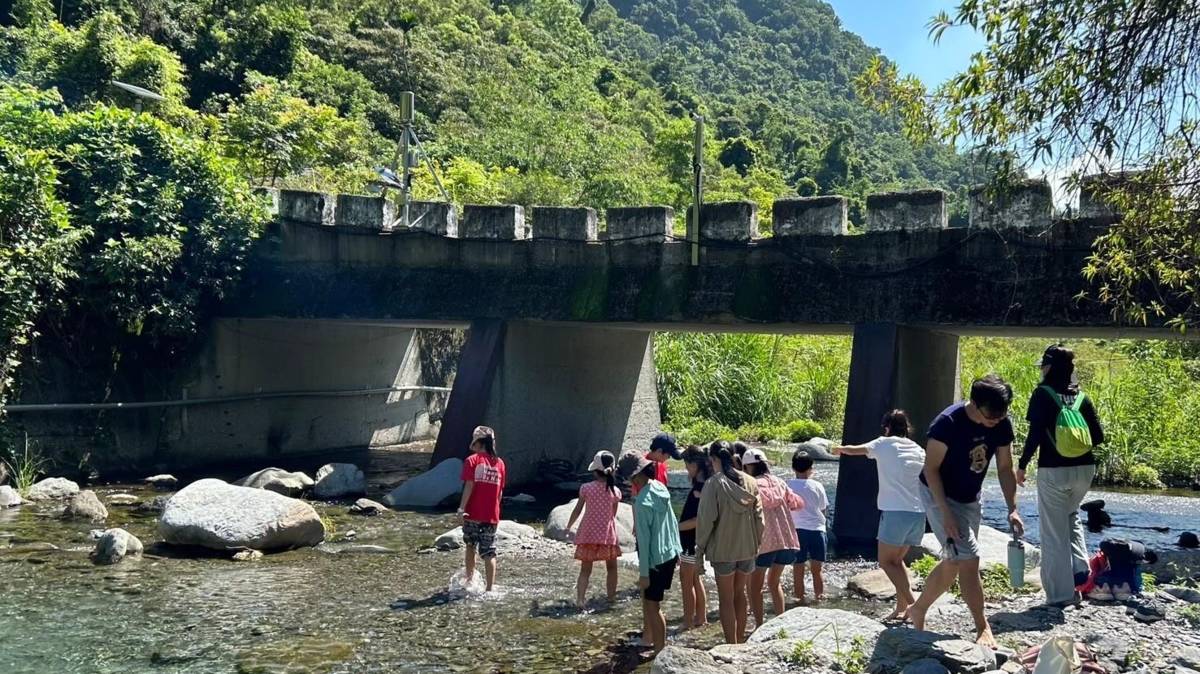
[
  {"x1": 463, "y1": 521, "x2": 498, "y2": 559},
  {"x1": 643, "y1": 556, "x2": 678, "y2": 602}
]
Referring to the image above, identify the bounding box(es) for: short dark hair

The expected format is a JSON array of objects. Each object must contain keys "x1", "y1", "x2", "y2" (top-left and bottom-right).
[
  {"x1": 792, "y1": 453, "x2": 814, "y2": 473},
  {"x1": 970, "y1": 374, "x2": 1013, "y2": 413},
  {"x1": 732, "y1": 441, "x2": 749, "y2": 458},
  {"x1": 881, "y1": 409, "x2": 911, "y2": 438}
]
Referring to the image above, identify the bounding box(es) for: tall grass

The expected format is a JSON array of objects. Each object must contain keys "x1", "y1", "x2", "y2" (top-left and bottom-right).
[
  {"x1": 1, "y1": 434, "x2": 48, "y2": 495},
  {"x1": 656, "y1": 332, "x2": 1200, "y2": 488}
]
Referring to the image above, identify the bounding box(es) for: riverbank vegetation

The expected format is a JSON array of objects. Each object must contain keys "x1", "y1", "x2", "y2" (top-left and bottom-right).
[{"x1": 655, "y1": 333, "x2": 1200, "y2": 489}]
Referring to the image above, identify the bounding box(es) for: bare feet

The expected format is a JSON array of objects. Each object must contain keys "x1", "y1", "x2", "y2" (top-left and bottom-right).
[
  {"x1": 907, "y1": 602, "x2": 928, "y2": 631},
  {"x1": 884, "y1": 603, "x2": 910, "y2": 622},
  {"x1": 975, "y1": 625, "x2": 997, "y2": 649}
]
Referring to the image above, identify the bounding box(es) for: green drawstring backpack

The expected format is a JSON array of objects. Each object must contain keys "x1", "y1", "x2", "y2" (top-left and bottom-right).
[{"x1": 1040, "y1": 385, "x2": 1094, "y2": 457}]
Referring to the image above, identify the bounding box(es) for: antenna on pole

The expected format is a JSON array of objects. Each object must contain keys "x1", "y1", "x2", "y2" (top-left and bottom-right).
[
  {"x1": 690, "y1": 113, "x2": 704, "y2": 267},
  {"x1": 110, "y1": 80, "x2": 164, "y2": 114},
  {"x1": 398, "y1": 91, "x2": 415, "y2": 229},
  {"x1": 377, "y1": 92, "x2": 450, "y2": 229}
]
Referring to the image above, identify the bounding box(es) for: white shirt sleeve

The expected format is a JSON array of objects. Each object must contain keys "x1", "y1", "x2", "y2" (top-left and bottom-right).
[{"x1": 865, "y1": 436, "x2": 884, "y2": 459}]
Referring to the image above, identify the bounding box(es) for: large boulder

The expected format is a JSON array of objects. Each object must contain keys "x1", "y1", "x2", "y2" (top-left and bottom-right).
[
  {"x1": 544, "y1": 498, "x2": 635, "y2": 551},
  {"x1": 235, "y1": 468, "x2": 314, "y2": 497},
  {"x1": 312, "y1": 463, "x2": 366, "y2": 500},
  {"x1": 907, "y1": 524, "x2": 1040, "y2": 569},
  {"x1": 874, "y1": 627, "x2": 998, "y2": 674},
  {"x1": 382, "y1": 458, "x2": 462, "y2": 508},
  {"x1": 26, "y1": 477, "x2": 80, "y2": 501},
  {"x1": 795, "y1": 437, "x2": 838, "y2": 461},
  {"x1": 434, "y1": 520, "x2": 539, "y2": 550},
  {"x1": 159, "y1": 479, "x2": 325, "y2": 551},
  {"x1": 90, "y1": 528, "x2": 143, "y2": 565},
  {"x1": 749, "y1": 607, "x2": 886, "y2": 650},
  {"x1": 0, "y1": 485, "x2": 22, "y2": 508},
  {"x1": 651, "y1": 646, "x2": 739, "y2": 674},
  {"x1": 63, "y1": 490, "x2": 108, "y2": 521},
  {"x1": 1146, "y1": 549, "x2": 1200, "y2": 583}
]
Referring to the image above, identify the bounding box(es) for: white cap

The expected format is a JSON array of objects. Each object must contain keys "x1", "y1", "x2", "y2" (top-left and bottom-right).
[
  {"x1": 588, "y1": 450, "x2": 615, "y2": 473},
  {"x1": 741, "y1": 448, "x2": 768, "y2": 467}
]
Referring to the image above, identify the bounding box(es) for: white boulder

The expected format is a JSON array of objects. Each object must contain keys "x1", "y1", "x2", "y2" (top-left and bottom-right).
[
  {"x1": 312, "y1": 463, "x2": 366, "y2": 500},
  {"x1": 143, "y1": 474, "x2": 178, "y2": 490},
  {"x1": 434, "y1": 520, "x2": 539, "y2": 551},
  {"x1": 26, "y1": 477, "x2": 80, "y2": 501},
  {"x1": 90, "y1": 529, "x2": 143, "y2": 565},
  {"x1": 63, "y1": 490, "x2": 108, "y2": 522},
  {"x1": 235, "y1": 468, "x2": 314, "y2": 497},
  {"x1": 908, "y1": 524, "x2": 1040, "y2": 569},
  {"x1": 544, "y1": 498, "x2": 635, "y2": 552},
  {"x1": 159, "y1": 478, "x2": 325, "y2": 551},
  {"x1": 382, "y1": 458, "x2": 462, "y2": 508},
  {"x1": 0, "y1": 485, "x2": 22, "y2": 508}
]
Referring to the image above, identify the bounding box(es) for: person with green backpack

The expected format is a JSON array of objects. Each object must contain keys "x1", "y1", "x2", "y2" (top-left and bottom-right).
[{"x1": 1018, "y1": 344, "x2": 1105, "y2": 607}]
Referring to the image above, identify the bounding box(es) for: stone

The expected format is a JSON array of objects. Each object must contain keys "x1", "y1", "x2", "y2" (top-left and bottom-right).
[
  {"x1": 349, "y1": 498, "x2": 387, "y2": 516},
  {"x1": 507, "y1": 493, "x2": 536, "y2": 504},
  {"x1": 0, "y1": 485, "x2": 22, "y2": 508},
  {"x1": 159, "y1": 479, "x2": 325, "y2": 551},
  {"x1": 434, "y1": 520, "x2": 539, "y2": 551},
  {"x1": 235, "y1": 468, "x2": 314, "y2": 497},
  {"x1": 544, "y1": 498, "x2": 635, "y2": 552},
  {"x1": 107, "y1": 493, "x2": 140, "y2": 506},
  {"x1": 1164, "y1": 586, "x2": 1200, "y2": 603},
  {"x1": 903, "y1": 658, "x2": 952, "y2": 674},
  {"x1": 135, "y1": 495, "x2": 171, "y2": 513},
  {"x1": 232, "y1": 549, "x2": 264, "y2": 562},
  {"x1": 312, "y1": 463, "x2": 366, "y2": 500},
  {"x1": 26, "y1": 477, "x2": 80, "y2": 501},
  {"x1": 874, "y1": 628, "x2": 998, "y2": 674},
  {"x1": 849, "y1": 567, "x2": 919, "y2": 600},
  {"x1": 1173, "y1": 648, "x2": 1200, "y2": 671},
  {"x1": 651, "y1": 646, "x2": 739, "y2": 674},
  {"x1": 795, "y1": 437, "x2": 838, "y2": 461},
  {"x1": 144, "y1": 474, "x2": 178, "y2": 491},
  {"x1": 90, "y1": 528, "x2": 143, "y2": 565},
  {"x1": 382, "y1": 458, "x2": 463, "y2": 508},
  {"x1": 988, "y1": 605, "x2": 1064, "y2": 632},
  {"x1": 63, "y1": 490, "x2": 108, "y2": 522},
  {"x1": 749, "y1": 607, "x2": 886, "y2": 652},
  {"x1": 1145, "y1": 550, "x2": 1200, "y2": 583},
  {"x1": 908, "y1": 525, "x2": 1041, "y2": 569},
  {"x1": 772, "y1": 196, "x2": 849, "y2": 236}
]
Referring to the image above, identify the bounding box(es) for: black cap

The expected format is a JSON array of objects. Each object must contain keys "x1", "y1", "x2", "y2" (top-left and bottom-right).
[{"x1": 649, "y1": 432, "x2": 680, "y2": 460}]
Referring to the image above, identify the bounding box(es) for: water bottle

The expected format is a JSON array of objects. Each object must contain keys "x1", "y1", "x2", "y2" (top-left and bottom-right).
[{"x1": 1008, "y1": 529, "x2": 1026, "y2": 588}]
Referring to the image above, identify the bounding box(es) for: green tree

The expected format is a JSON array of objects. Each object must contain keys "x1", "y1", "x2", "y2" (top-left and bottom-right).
[{"x1": 857, "y1": 0, "x2": 1200, "y2": 330}]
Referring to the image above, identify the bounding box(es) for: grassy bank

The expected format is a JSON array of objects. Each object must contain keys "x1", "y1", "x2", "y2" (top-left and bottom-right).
[{"x1": 654, "y1": 333, "x2": 1200, "y2": 489}]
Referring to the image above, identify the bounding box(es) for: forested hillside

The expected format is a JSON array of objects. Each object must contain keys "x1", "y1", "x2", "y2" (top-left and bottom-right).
[{"x1": 1, "y1": 0, "x2": 974, "y2": 223}]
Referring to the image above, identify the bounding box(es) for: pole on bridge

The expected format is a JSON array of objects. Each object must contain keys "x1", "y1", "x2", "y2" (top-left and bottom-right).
[
  {"x1": 399, "y1": 91, "x2": 415, "y2": 229},
  {"x1": 690, "y1": 113, "x2": 703, "y2": 266}
]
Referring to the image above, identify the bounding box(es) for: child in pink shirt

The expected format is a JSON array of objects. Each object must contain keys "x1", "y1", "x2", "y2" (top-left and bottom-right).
[{"x1": 567, "y1": 450, "x2": 622, "y2": 607}]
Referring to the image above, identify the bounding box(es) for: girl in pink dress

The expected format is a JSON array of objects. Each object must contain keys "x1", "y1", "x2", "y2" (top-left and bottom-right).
[{"x1": 567, "y1": 450, "x2": 623, "y2": 607}]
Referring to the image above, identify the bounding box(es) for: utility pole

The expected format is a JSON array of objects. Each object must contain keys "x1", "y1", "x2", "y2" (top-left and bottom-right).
[
  {"x1": 690, "y1": 113, "x2": 704, "y2": 266},
  {"x1": 398, "y1": 91, "x2": 415, "y2": 229}
]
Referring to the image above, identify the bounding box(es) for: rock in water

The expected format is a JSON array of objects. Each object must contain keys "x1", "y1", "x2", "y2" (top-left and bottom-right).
[
  {"x1": 874, "y1": 627, "x2": 998, "y2": 674},
  {"x1": 107, "y1": 493, "x2": 140, "y2": 506},
  {"x1": 63, "y1": 490, "x2": 109, "y2": 522},
  {"x1": 794, "y1": 437, "x2": 838, "y2": 461},
  {"x1": 232, "y1": 549, "x2": 264, "y2": 562},
  {"x1": 434, "y1": 520, "x2": 538, "y2": 551},
  {"x1": 382, "y1": 458, "x2": 462, "y2": 508},
  {"x1": 0, "y1": 485, "x2": 23, "y2": 508},
  {"x1": 159, "y1": 478, "x2": 325, "y2": 551},
  {"x1": 312, "y1": 463, "x2": 366, "y2": 500},
  {"x1": 90, "y1": 529, "x2": 143, "y2": 565},
  {"x1": 235, "y1": 468, "x2": 314, "y2": 497},
  {"x1": 349, "y1": 498, "x2": 387, "y2": 516},
  {"x1": 26, "y1": 477, "x2": 80, "y2": 501},
  {"x1": 651, "y1": 646, "x2": 739, "y2": 674},
  {"x1": 143, "y1": 474, "x2": 178, "y2": 491},
  {"x1": 849, "y1": 567, "x2": 919, "y2": 600},
  {"x1": 544, "y1": 498, "x2": 636, "y2": 551}
]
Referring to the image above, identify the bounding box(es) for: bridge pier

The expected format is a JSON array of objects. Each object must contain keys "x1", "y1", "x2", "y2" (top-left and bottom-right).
[
  {"x1": 433, "y1": 321, "x2": 661, "y2": 485},
  {"x1": 833, "y1": 323, "x2": 960, "y2": 553}
]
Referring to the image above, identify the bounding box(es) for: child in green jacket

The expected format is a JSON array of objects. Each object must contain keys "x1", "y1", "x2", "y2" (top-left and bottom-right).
[{"x1": 618, "y1": 451, "x2": 682, "y2": 654}]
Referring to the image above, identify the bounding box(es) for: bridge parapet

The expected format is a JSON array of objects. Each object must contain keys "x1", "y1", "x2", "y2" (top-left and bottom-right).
[
  {"x1": 969, "y1": 179, "x2": 1053, "y2": 230},
  {"x1": 866, "y1": 188, "x2": 947, "y2": 231},
  {"x1": 772, "y1": 196, "x2": 849, "y2": 236}
]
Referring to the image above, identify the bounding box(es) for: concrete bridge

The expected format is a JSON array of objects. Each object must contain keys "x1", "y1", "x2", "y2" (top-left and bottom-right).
[{"x1": 204, "y1": 177, "x2": 1158, "y2": 548}]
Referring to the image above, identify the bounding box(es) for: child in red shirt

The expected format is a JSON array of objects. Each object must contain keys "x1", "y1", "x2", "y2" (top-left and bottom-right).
[{"x1": 457, "y1": 426, "x2": 506, "y2": 591}]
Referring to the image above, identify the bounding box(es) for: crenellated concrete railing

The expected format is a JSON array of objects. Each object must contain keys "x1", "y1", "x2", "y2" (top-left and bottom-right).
[{"x1": 258, "y1": 175, "x2": 1127, "y2": 243}]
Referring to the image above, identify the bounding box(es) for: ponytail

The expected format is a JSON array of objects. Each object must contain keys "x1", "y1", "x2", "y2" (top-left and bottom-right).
[
  {"x1": 600, "y1": 452, "x2": 616, "y2": 490},
  {"x1": 709, "y1": 440, "x2": 742, "y2": 486},
  {"x1": 881, "y1": 409, "x2": 912, "y2": 439},
  {"x1": 478, "y1": 436, "x2": 497, "y2": 457}
]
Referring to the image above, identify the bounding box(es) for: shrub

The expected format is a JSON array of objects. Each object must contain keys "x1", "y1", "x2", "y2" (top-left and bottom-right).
[
  {"x1": 666, "y1": 417, "x2": 737, "y2": 446},
  {"x1": 910, "y1": 554, "x2": 938, "y2": 579},
  {"x1": 736, "y1": 422, "x2": 788, "y2": 442},
  {"x1": 786, "y1": 419, "x2": 826, "y2": 443},
  {"x1": 1128, "y1": 464, "x2": 1165, "y2": 489}
]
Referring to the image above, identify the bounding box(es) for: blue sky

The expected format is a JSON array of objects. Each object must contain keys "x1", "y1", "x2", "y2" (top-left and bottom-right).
[{"x1": 825, "y1": 0, "x2": 984, "y2": 87}]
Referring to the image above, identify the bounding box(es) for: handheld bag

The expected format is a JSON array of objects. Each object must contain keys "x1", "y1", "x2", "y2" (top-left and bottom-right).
[{"x1": 1040, "y1": 385, "x2": 1094, "y2": 458}]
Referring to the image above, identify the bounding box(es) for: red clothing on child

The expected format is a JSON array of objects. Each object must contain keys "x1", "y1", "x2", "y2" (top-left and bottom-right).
[
  {"x1": 461, "y1": 453, "x2": 506, "y2": 523},
  {"x1": 631, "y1": 455, "x2": 669, "y2": 496}
]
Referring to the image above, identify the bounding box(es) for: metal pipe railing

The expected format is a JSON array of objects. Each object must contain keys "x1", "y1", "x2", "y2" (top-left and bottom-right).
[{"x1": 2, "y1": 386, "x2": 452, "y2": 413}]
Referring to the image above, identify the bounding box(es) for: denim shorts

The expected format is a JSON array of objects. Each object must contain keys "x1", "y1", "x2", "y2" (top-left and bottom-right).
[
  {"x1": 755, "y1": 548, "x2": 798, "y2": 568},
  {"x1": 795, "y1": 529, "x2": 827, "y2": 563},
  {"x1": 919, "y1": 484, "x2": 981, "y2": 561},
  {"x1": 711, "y1": 558, "x2": 755, "y2": 576},
  {"x1": 878, "y1": 510, "x2": 927, "y2": 547}
]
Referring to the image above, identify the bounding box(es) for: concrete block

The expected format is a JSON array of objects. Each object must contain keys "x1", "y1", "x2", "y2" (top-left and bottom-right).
[
  {"x1": 530, "y1": 206, "x2": 598, "y2": 241},
  {"x1": 278, "y1": 190, "x2": 334, "y2": 226},
  {"x1": 335, "y1": 194, "x2": 393, "y2": 230},
  {"x1": 772, "y1": 196, "x2": 848, "y2": 236},
  {"x1": 866, "y1": 189, "x2": 947, "y2": 232},
  {"x1": 1079, "y1": 172, "x2": 1141, "y2": 219},
  {"x1": 407, "y1": 201, "x2": 458, "y2": 236},
  {"x1": 685, "y1": 201, "x2": 757, "y2": 242},
  {"x1": 605, "y1": 206, "x2": 673, "y2": 243},
  {"x1": 253, "y1": 187, "x2": 280, "y2": 217},
  {"x1": 461, "y1": 204, "x2": 527, "y2": 240},
  {"x1": 969, "y1": 179, "x2": 1053, "y2": 230}
]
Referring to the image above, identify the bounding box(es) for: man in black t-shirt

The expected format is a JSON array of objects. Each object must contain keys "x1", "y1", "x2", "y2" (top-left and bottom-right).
[{"x1": 907, "y1": 374, "x2": 1025, "y2": 650}]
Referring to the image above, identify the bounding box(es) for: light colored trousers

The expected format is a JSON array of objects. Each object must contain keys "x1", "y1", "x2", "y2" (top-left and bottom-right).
[{"x1": 1037, "y1": 464, "x2": 1096, "y2": 603}]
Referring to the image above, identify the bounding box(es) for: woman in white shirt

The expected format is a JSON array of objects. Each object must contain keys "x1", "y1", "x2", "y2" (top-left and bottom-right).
[{"x1": 834, "y1": 409, "x2": 926, "y2": 622}]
